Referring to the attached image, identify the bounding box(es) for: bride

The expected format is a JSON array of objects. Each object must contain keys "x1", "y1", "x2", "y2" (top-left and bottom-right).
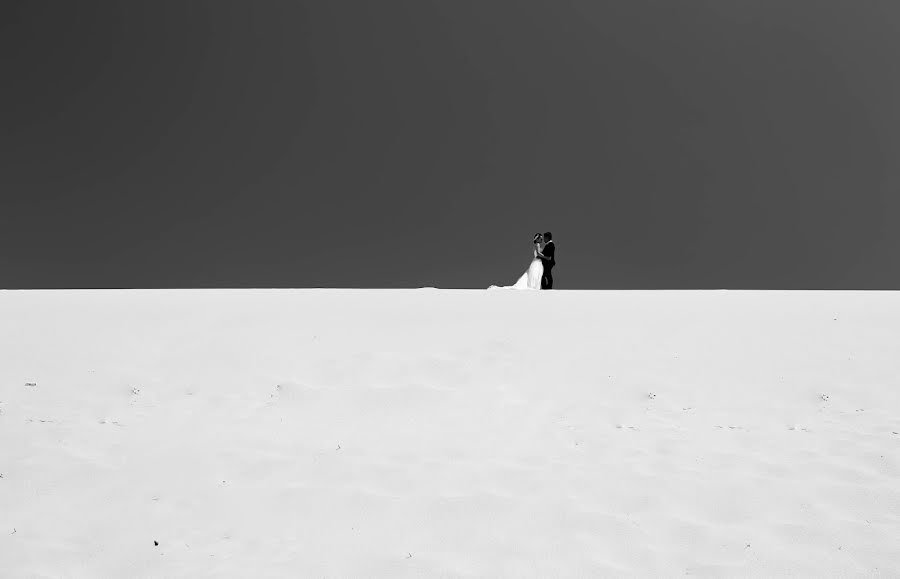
[{"x1": 489, "y1": 233, "x2": 545, "y2": 290}]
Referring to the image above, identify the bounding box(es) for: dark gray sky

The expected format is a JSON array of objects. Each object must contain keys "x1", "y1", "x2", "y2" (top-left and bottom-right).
[{"x1": 2, "y1": 1, "x2": 899, "y2": 289}]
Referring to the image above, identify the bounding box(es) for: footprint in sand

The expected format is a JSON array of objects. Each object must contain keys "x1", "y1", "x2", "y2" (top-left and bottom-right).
[{"x1": 266, "y1": 384, "x2": 283, "y2": 404}]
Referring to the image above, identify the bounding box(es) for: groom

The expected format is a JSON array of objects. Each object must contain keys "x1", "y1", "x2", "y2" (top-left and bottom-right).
[{"x1": 537, "y1": 231, "x2": 555, "y2": 289}]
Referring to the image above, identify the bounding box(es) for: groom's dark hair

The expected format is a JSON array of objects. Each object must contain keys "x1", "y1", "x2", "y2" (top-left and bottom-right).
[{"x1": 543, "y1": 231, "x2": 553, "y2": 241}]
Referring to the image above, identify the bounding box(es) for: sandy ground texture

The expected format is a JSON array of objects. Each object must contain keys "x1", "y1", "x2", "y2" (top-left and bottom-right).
[{"x1": 1, "y1": 289, "x2": 899, "y2": 578}]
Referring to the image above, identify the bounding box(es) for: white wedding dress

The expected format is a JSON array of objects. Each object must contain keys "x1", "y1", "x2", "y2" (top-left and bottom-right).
[{"x1": 489, "y1": 246, "x2": 543, "y2": 290}]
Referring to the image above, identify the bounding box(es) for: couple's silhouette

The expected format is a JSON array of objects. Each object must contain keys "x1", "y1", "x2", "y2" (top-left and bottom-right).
[{"x1": 489, "y1": 231, "x2": 556, "y2": 290}]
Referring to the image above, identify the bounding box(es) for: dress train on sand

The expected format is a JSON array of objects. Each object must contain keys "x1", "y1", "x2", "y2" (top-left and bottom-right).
[{"x1": 488, "y1": 249, "x2": 543, "y2": 290}]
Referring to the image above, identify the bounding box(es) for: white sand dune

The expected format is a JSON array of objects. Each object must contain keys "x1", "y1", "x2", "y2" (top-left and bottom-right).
[{"x1": 1, "y1": 289, "x2": 899, "y2": 577}]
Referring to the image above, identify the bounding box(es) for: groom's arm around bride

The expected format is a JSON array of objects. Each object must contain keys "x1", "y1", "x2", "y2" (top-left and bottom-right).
[{"x1": 538, "y1": 231, "x2": 555, "y2": 289}]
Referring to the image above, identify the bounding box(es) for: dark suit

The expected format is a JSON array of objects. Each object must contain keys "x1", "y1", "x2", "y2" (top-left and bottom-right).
[{"x1": 539, "y1": 241, "x2": 555, "y2": 289}]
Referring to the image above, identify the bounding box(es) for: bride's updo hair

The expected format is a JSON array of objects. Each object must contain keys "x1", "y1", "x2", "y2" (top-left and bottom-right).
[{"x1": 533, "y1": 233, "x2": 543, "y2": 244}]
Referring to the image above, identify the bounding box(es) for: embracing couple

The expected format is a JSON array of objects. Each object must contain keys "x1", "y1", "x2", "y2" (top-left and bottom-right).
[{"x1": 489, "y1": 231, "x2": 556, "y2": 290}]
